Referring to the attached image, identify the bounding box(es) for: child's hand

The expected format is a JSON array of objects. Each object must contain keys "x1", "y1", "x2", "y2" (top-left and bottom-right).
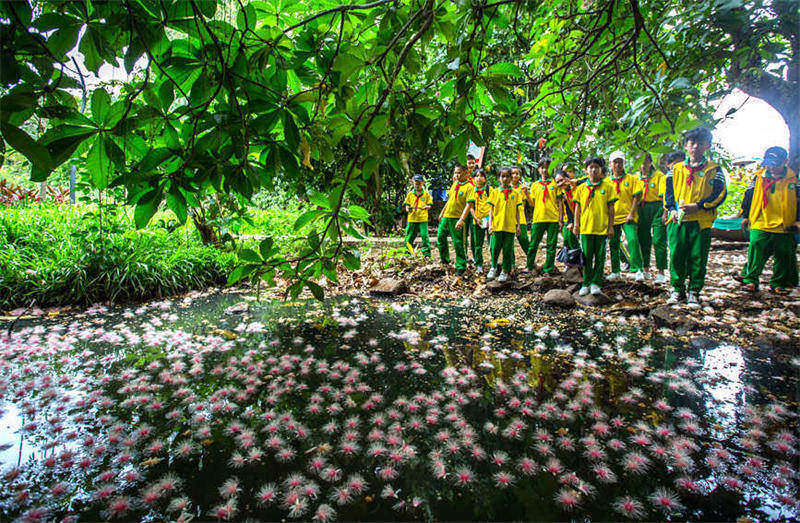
[
  {"x1": 625, "y1": 214, "x2": 635, "y2": 224},
  {"x1": 607, "y1": 229, "x2": 614, "y2": 238},
  {"x1": 516, "y1": 225, "x2": 521, "y2": 235},
  {"x1": 668, "y1": 210, "x2": 678, "y2": 223},
  {"x1": 488, "y1": 227, "x2": 494, "y2": 235},
  {"x1": 456, "y1": 219, "x2": 464, "y2": 230},
  {"x1": 742, "y1": 218, "x2": 750, "y2": 229},
  {"x1": 572, "y1": 224, "x2": 579, "y2": 235}
]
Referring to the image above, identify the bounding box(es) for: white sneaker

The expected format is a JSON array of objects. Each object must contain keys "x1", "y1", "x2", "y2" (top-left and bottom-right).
[
  {"x1": 590, "y1": 284, "x2": 601, "y2": 295},
  {"x1": 475, "y1": 266, "x2": 483, "y2": 275},
  {"x1": 632, "y1": 271, "x2": 644, "y2": 282},
  {"x1": 642, "y1": 270, "x2": 651, "y2": 280},
  {"x1": 687, "y1": 291, "x2": 700, "y2": 306},
  {"x1": 666, "y1": 291, "x2": 684, "y2": 304},
  {"x1": 578, "y1": 286, "x2": 590, "y2": 296},
  {"x1": 498, "y1": 271, "x2": 509, "y2": 282},
  {"x1": 653, "y1": 272, "x2": 667, "y2": 284},
  {"x1": 486, "y1": 267, "x2": 497, "y2": 280},
  {"x1": 608, "y1": 272, "x2": 621, "y2": 281}
]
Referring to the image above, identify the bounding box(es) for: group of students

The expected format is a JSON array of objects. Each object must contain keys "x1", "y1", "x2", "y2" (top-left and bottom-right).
[{"x1": 403, "y1": 126, "x2": 799, "y2": 305}]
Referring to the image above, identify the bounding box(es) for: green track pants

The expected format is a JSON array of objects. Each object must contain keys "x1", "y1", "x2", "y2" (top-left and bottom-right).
[
  {"x1": 581, "y1": 234, "x2": 607, "y2": 287},
  {"x1": 491, "y1": 231, "x2": 515, "y2": 273},
  {"x1": 742, "y1": 229, "x2": 798, "y2": 289},
  {"x1": 528, "y1": 222, "x2": 559, "y2": 272},
  {"x1": 404, "y1": 221, "x2": 431, "y2": 257},
  {"x1": 610, "y1": 223, "x2": 643, "y2": 273},
  {"x1": 667, "y1": 221, "x2": 712, "y2": 293},
  {"x1": 437, "y1": 217, "x2": 467, "y2": 270},
  {"x1": 638, "y1": 201, "x2": 667, "y2": 270}
]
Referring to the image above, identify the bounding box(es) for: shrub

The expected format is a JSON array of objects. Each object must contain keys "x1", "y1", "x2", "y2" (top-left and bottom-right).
[{"x1": 0, "y1": 203, "x2": 236, "y2": 309}]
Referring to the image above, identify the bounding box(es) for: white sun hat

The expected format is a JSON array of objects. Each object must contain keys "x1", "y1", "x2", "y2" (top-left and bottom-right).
[{"x1": 609, "y1": 150, "x2": 626, "y2": 163}]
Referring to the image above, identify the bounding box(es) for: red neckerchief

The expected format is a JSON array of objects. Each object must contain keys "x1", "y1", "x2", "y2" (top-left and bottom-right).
[
  {"x1": 412, "y1": 190, "x2": 423, "y2": 208},
  {"x1": 501, "y1": 187, "x2": 513, "y2": 201},
  {"x1": 538, "y1": 179, "x2": 550, "y2": 203},
  {"x1": 611, "y1": 175, "x2": 624, "y2": 194},
  {"x1": 475, "y1": 186, "x2": 486, "y2": 198},
  {"x1": 565, "y1": 187, "x2": 574, "y2": 211},
  {"x1": 762, "y1": 175, "x2": 778, "y2": 209},
  {"x1": 584, "y1": 180, "x2": 601, "y2": 208},
  {"x1": 686, "y1": 159, "x2": 707, "y2": 186},
  {"x1": 453, "y1": 179, "x2": 471, "y2": 198}
]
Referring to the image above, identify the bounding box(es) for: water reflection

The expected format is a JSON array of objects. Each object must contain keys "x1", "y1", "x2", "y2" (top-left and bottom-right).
[{"x1": 0, "y1": 294, "x2": 797, "y2": 521}]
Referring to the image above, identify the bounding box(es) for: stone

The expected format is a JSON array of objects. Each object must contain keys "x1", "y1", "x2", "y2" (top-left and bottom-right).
[
  {"x1": 413, "y1": 264, "x2": 446, "y2": 280},
  {"x1": 369, "y1": 278, "x2": 408, "y2": 296},
  {"x1": 649, "y1": 305, "x2": 698, "y2": 331},
  {"x1": 573, "y1": 291, "x2": 613, "y2": 306},
  {"x1": 563, "y1": 266, "x2": 583, "y2": 283},
  {"x1": 487, "y1": 279, "x2": 513, "y2": 293},
  {"x1": 689, "y1": 336, "x2": 717, "y2": 350},
  {"x1": 224, "y1": 302, "x2": 250, "y2": 315},
  {"x1": 543, "y1": 289, "x2": 576, "y2": 308},
  {"x1": 532, "y1": 276, "x2": 561, "y2": 291}
]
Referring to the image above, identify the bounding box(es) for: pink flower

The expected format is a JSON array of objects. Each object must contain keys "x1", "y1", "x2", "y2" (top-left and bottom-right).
[
  {"x1": 256, "y1": 483, "x2": 278, "y2": 506},
  {"x1": 107, "y1": 496, "x2": 132, "y2": 518},
  {"x1": 649, "y1": 488, "x2": 684, "y2": 513},
  {"x1": 612, "y1": 496, "x2": 645, "y2": 519},
  {"x1": 554, "y1": 488, "x2": 580, "y2": 511},
  {"x1": 493, "y1": 471, "x2": 515, "y2": 488},
  {"x1": 453, "y1": 466, "x2": 474, "y2": 486}
]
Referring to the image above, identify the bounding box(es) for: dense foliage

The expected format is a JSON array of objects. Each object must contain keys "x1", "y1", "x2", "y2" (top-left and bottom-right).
[
  {"x1": 0, "y1": 203, "x2": 237, "y2": 309},
  {"x1": 0, "y1": 0, "x2": 796, "y2": 295}
]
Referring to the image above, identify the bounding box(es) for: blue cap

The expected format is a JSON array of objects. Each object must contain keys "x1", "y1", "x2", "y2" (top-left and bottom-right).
[
  {"x1": 412, "y1": 174, "x2": 424, "y2": 181},
  {"x1": 761, "y1": 147, "x2": 788, "y2": 168}
]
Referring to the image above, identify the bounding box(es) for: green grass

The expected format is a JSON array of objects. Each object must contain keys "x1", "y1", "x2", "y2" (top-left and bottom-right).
[{"x1": 0, "y1": 203, "x2": 237, "y2": 310}]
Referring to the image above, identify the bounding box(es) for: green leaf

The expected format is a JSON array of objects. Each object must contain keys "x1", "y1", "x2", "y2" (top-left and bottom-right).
[
  {"x1": 258, "y1": 237, "x2": 274, "y2": 259},
  {"x1": 282, "y1": 111, "x2": 300, "y2": 152},
  {"x1": 166, "y1": 191, "x2": 188, "y2": 224},
  {"x1": 238, "y1": 248, "x2": 262, "y2": 263},
  {"x1": 227, "y1": 264, "x2": 256, "y2": 284},
  {"x1": 348, "y1": 204, "x2": 369, "y2": 220},
  {"x1": 305, "y1": 280, "x2": 324, "y2": 301},
  {"x1": 237, "y1": 2, "x2": 256, "y2": 30},
  {"x1": 309, "y1": 191, "x2": 330, "y2": 209},
  {"x1": 134, "y1": 193, "x2": 161, "y2": 228},
  {"x1": 485, "y1": 62, "x2": 523, "y2": 77},
  {"x1": 294, "y1": 209, "x2": 324, "y2": 230},
  {"x1": 0, "y1": 122, "x2": 54, "y2": 174},
  {"x1": 91, "y1": 89, "x2": 111, "y2": 123},
  {"x1": 342, "y1": 250, "x2": 361, "y2": 270},
  {"x1": 86, "y1": 135, "x2": 111, "y2": 189}
]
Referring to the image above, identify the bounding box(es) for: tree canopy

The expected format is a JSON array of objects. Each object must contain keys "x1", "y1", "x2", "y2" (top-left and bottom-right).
[{"x1": 1, "y1": 0, "x2": 797, "y2": 294}]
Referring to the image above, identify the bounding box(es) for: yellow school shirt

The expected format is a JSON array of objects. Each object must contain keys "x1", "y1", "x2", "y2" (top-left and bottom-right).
[
  {"x1": 442, "y1": 179, "x2": 475, "y2": 219},
  {"x1": 573, "y1": 179, "x2": 617, "y2": 235},
  {"x1": 609, "y1": 174, "x2": 643, "y2": 225},
  {"x1": 639, "y1": 170, "x2": 664, "y2": 203},
  {"x1": 529, "y1": 179, "x2": 560, "y2": 223},
  {"x1": 670, "y1": 161, "x2": 726, "y2": 229},
  {"x1": 749, "y1": 167, "x2": 798, "y2": 233},
  {"x1": 488, "y1": 186, "x2": 521, "y2": 233},
  {"x1": 403, "y1": 190, "x2": 432, "y2": 223},
  {"x1": 513, "y1": 185, "x2": 528, "y2": 225},
  {"x1": 473, "y1": 185, "x2": 492, "y2": 221}
]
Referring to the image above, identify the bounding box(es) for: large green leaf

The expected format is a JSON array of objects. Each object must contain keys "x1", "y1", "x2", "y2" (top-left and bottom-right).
[
  {"x1": 86, "y1": 134, "x2": 111, "y2": 189},
  {"x1": 0, "y1": 122, "x2": 53, "y2": 173}
]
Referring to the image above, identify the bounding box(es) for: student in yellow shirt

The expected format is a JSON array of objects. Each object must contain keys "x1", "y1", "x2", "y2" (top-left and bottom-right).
[
  {"x1": 526, "y1": 157, "x2": 560, "y2": 274},
  {"x1": 437, "y1": 163, "x2": 475, "y2": 274},
  {"x1": 636, "y1": 153, "x2": 668, "y2": 283},
  {"x1": 607, "y1": 151, "x2": 645, "y2": 282},
  {"x1": 664, "y1": 127, "x2": 727, "y2": 305},
  {"x1": 511, "y1": 166, "x2": 531, "y2": 271},
  {"x1": 486, "y1": 167, "x2": 521, "y2": 282},
  {"x1": 573, "y1": 157, "x2": 616, "y2": 295},
  {"x1": 740, "y1": 147, "x2": 799, "y2": 293},
  {"x1": 470, "y1": 168, "x2": 492, "y2": 274},
  {"x1": 403, "y1": 174, "x2": 433, "y2": 258},
  {"x1": 555, "y1": 169, "x2": 580, "y2": 250}
]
